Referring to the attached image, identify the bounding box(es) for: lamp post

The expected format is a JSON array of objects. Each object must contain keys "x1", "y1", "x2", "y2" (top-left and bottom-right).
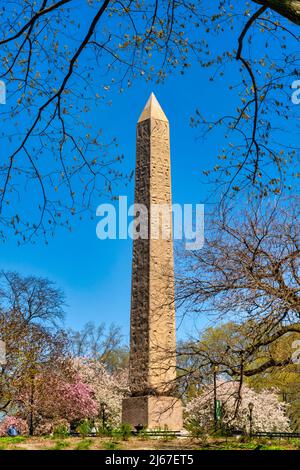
[
  {"x1": 213, "y1": 364, "x2": 219, "y2": 432},
  {"x1": 100, "y1": 401, "x2": 107, "y2": 429},
  {"x1": 248, "y1": 402, "x2": 254, "y2": 437}
]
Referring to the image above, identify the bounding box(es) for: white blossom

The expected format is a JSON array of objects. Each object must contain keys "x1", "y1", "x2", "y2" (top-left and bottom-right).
[
  {"x1": 74, "y1": 358, "x2": 129, "y2": 428},
  {"x1": 185, "y1": 380, "x2": 290, "y2": 433}
]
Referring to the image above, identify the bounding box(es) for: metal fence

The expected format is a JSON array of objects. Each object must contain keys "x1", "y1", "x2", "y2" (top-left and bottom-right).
[{"x1": 252, "y1": 432, "x2": 300, "y2": 439}]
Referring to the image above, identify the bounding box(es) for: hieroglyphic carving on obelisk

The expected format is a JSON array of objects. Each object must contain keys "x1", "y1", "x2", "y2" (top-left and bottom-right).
[{"x1": 122, "y1": 93, "x2": 182, "y2": 430}]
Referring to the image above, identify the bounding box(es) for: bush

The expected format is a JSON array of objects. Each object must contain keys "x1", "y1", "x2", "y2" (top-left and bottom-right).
[
  {"x1": 76, "y1": 420, "x2": 92, "y2": 438},
  {"x1": 53, "y1": 424, "x2": 69, "y2": 439},
  {"x1": 0, "y1": 416, "x2": 28, "y2": 436},
  {"x1": 185, "y1": 418, "x2": 206, "y2": 439},
  {"x1": 112, "y1": 423, "x2": 132, "y2": 441},
  {"x1": 96, "y1": 426, "x2": 112, "y2": 437},
  {"x1": 35, "y1": 418, "x2": 70, "y2": 436}
]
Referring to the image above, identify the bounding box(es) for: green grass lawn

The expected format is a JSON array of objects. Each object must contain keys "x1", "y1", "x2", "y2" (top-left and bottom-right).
[{"x1": 0, "y1": 436, "x2": 300, "y2": 450}]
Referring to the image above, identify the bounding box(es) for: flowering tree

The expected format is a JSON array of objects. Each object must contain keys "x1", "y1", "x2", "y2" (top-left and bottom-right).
[
  {"x1": 185, "y1": 381, "x2": 290, "y2": 434},
  {"x1": 16, "y1": 370, "x2": 98, "y2": 434},
  {"x1": 0, "y1": 272, "x2": 67, "y2": 415},
  {"x1": 75, "y1": 358, "x2": 129, "y2": 428}
]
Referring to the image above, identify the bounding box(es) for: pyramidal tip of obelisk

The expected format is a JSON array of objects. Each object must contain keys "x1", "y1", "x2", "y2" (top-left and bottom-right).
[{"x1": 138, "y1": 92, "x2": 168, "y2": 123}]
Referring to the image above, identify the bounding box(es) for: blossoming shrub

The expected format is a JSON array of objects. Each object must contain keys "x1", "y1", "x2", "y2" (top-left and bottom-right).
[
  {"x1": 0, "y1": 416, "x2": 29, "y2": 436},
  {"x1": 35, "y1": 418, "x2": 70, "y2": 436}
]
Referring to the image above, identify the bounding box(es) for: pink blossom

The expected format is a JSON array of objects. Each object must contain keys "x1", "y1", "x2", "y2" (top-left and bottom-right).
[{"x1": 0, "y1": 416, "x2": 29, "y2": 436}]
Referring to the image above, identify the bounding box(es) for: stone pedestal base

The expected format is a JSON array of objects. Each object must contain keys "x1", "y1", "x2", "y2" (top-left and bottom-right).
[{"x1": 122, "y1": 396, "x2": 183, "y2": 431}]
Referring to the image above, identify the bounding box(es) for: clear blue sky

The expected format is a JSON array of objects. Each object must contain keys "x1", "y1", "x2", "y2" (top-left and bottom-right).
[{"x1": 0, "y1": 2, "x2": 296, "y2": 344}]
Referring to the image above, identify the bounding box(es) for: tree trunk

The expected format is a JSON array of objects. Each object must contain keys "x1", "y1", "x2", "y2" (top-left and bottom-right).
[{"x1": 253, "y1": 0, "x2": 300, "y2": 25}]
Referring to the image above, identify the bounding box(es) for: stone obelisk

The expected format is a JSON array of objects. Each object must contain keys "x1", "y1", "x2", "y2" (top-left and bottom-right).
[{"x1": 122, "y1": 93, "x2": 182, "y2": 431}]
